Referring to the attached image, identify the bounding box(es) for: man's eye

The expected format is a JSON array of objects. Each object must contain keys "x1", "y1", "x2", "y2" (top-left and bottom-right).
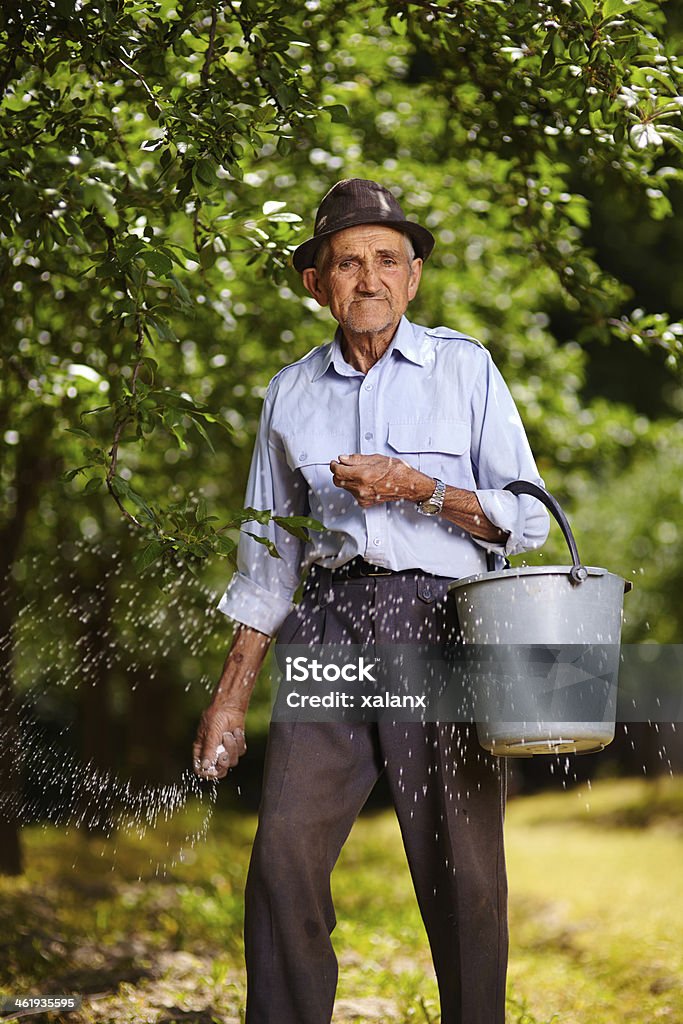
[
  {"x1": 338, "y1": 260, "x2": 356, "y2": 271},
  {"x1": 382, "y1": 258, "x2": 397, "y2": 267}
]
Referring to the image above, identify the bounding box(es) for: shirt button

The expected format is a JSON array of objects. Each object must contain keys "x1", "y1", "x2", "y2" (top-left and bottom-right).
[
  {"x1": 373, "y1": 537, "x2": 381, "y2": 546},
  {"x1": 364, "y1": 431, "x2": 373, "y2": 440},
  {"x1": 298, "y1": 452, "x2": 307, "y2": 461},
  {"x1": 364, "y1": 383, "x2": 373, "y2": 391}
]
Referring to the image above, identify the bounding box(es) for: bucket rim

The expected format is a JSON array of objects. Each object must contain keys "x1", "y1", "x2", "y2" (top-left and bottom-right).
[{"x1": 449, "y1": 565, "x2": 631, "y2": 592}]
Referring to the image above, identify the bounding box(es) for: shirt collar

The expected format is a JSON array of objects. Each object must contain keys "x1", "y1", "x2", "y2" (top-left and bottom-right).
[{"x1": 311, "y1": 316, "x2": 425, "y2": 381}]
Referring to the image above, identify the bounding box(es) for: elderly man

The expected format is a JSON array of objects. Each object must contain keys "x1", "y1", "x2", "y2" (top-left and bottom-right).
[{"x1": 193, "y1": 178, "x2": 549, "y2": 1024}]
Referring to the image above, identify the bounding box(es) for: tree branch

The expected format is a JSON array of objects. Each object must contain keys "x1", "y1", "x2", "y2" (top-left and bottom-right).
[
  {"x1": 201, "y1": 7, "x2": 219, "y2": 85},
  {"x1": 105, "y1": 313, "x2": 146, "y2": 529}
]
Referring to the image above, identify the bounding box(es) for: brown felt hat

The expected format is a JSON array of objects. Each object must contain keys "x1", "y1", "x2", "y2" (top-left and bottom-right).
[{"x1": 292, "y1": 178, "x2": 435, "y2": 272}]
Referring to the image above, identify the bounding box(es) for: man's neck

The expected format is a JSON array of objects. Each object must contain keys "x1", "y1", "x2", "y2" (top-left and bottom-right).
[{"x1": 340, "y1": 324, "x2": 399, "y2": 373}]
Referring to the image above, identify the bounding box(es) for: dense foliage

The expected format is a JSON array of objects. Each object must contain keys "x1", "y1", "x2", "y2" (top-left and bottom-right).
[
  {"x1": 1, "y1": 0, "x2": 682, "y2": 871},
  {"x1": 2, "y1": 0, "x2": 683, "y2": 563}
]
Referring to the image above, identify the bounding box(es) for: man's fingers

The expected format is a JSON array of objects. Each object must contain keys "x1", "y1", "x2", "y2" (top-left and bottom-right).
[
  {"x1": 330, "y1": 454, "x2": 365, "y2": 474},
  {"x1": 218, "y1": 732, "x2": 238, "y2": 767},
  {"x1": 233, "y1": 728, "x2": 247, "y2": 756},
  {"x1": 193, "y1": 710, "x2": 247, "y2": 779},
  {"x1": 218, "y1": 729, "x2": 247, "y2": 768}
]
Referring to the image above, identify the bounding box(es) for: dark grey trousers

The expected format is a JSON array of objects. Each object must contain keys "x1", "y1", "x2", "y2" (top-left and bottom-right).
[{"x1": 244, "y1": 566, "x2": 508, "y2": 1024}]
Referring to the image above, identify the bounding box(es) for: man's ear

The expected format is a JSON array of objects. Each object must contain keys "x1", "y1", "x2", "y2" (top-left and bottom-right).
[
  {"x1": 407, "y1": 257, "x2": 423, "y2": 301},
  {"x1": 302, "y1": 267, "x2": 329, "y2": 307}
]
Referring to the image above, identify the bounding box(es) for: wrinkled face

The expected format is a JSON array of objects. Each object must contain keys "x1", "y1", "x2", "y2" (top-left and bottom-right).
[{"x1": 302, "y1": 224, "x2": 422, "y2": 339}]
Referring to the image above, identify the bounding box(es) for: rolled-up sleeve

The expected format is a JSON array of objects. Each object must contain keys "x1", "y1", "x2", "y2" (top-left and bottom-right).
[
  {"x1": 218, "y1": 382, "x2": 308, "y2": 636},
  {"x1": 470, "y1": 349, "x2": 550, "y2": 557}
]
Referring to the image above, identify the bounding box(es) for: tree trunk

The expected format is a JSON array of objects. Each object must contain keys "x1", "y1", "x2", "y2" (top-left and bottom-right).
[
  {"x1": 0, "y1": 412, "x2": 60, "y2": 873},
  {"x1": 0, "y1": 599, "x2": 23, "y2": 875}
]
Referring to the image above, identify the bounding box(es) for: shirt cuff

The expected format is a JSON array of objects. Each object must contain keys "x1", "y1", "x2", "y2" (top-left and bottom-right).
[
  {"x1": 217, "y1": 573, "x2": 295, "y2": 637},
  {"x1": 474, "y1": 489, "x2": 550, "y2": 558}
]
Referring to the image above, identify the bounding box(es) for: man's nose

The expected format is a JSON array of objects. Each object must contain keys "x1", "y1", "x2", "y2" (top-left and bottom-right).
[{"x1": 356, "y1": 261, "x2": 381, "y2": 292}]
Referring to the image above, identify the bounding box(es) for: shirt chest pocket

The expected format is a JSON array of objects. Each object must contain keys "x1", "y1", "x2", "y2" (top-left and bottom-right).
[
  {"x1": 281, "y1": 431, "x2": 348, "y2": 498},
  {"x1": 387, "y1": 420, "x2": 474, "y2": 487}
]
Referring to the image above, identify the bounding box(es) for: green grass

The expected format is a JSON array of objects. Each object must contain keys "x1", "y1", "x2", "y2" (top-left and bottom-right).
[{"x1": 1, "y1": 777, "x2": 682, "y2": 1023}]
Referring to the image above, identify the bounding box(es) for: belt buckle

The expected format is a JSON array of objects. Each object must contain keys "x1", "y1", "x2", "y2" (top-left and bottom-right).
[{"x1": 360, "y1": 560, "x2": 393, "y2": 577}]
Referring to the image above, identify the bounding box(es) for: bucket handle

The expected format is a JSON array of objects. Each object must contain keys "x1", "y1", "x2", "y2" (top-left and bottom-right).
[{"x1": 503, "y1": 480, "x2": 588, "y2": 585}]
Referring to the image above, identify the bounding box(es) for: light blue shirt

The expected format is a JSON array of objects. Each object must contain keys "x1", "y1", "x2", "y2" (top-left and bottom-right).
[{"x1": 218, "y1": 316, "x2": 549, "y2": 635}]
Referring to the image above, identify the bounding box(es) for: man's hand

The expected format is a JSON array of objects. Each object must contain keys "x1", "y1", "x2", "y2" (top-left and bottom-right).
[
  {"x1": 192, "y1": 624, "x2": 270, "y2": 781},
  {"x1": 193, "y1": 705, "x2": 247, "y2": 780},
  {"x1": 330, "y1": 454, "x2": 433, "y2": 508},
  {"x1": 330, "y1": 453, "x2": 509, "y2": 543}
]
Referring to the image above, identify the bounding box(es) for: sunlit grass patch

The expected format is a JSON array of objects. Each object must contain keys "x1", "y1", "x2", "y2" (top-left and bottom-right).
[
  {"x1": 505, "y1": 777, "x2": 683, "y2": 1024},
  {"x1": 0, "y1": 778, "x2": 681, "y2": 1023}
]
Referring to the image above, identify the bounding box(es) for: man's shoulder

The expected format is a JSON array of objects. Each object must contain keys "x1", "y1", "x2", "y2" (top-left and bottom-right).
[
  {"x1": 412, "y1": 322, "x2": 490, "y2": 369},
  {"x1": 419, "y1": 323, "x2": 485, "y2": 350},
  {"x1": 266, "y1": 343, "x2": 330, "y2": 391}
]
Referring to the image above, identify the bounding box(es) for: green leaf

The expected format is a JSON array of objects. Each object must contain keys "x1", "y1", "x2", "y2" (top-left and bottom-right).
[
  {"x1": 168, "y1": 272, "x2": 193, "y2": 307},
  {"x1": 141, "y1": 250, "x2": 174, "y2": 277},
  {"x1": 273, "y1": 514, "x2": 323, "y2": 541},
  {"x1": 390, "y1": 14, "x2": 407, "y2": 37},
  {"x1": 192, "y1": 158, "x2": 217, "y2": 191},
  {"x1": 577, "y1": 0, "x2": 595, "y2": 16},
  {"x1": 134, "y1": 540, "x2": 165, "y2": 571},
  {"x1": 234, "y1": 507, "x2": 273, "y2": 526},
  {"x1": 84, "y1": 476, "x2": 102, "y2": 494},
  {"x1": 574, "y1": 106, "x2": 591, "y2": 131},
  {"x1": 630, "y1": 67, "x2": 677, "y2": 96},
  {"x1": 552, "y1": 33, "x2": 565, "y2": 57},
  {"x1": 199, "y1": 243, "x2": 217, "y2": 270},
  {"x1": 564, "y1": 199, "x2": 591, "y2": 229},
  {"x1": 540, "y1": 49, "x2": 556, "y2": 76},
  {"x1": 602, "y1": 0, "x2": 631, "y2": 19},
  {"x1": 62, "y1": 465, "x2": 89, "y2": 481},
  {"x1": 189, "y1": 414, "x2": 215, "y2": 453},
  {"x1": 327, "y1": 104, "x2": 349, "y2": 123},
  {"x1": 569, "y1": 39, "x2": 586, "y2": 62},
  {"x1": 147, "y1": 316, "x2": 178, "y2": 344},
  {"x1": 215, "y1": 536, "x2": 237, "y2": 556},
  {"x1": 658, "y1": 126, "x2": 683, "y2": 151},
  {"x1": 243, "y1": 531, "x2": 281, "y2": 558},
  {"x1": 165, "y1": 416, "x2": 188, "y2": 449}
]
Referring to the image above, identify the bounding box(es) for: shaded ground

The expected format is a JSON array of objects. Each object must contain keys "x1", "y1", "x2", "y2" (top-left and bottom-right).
[{"x1": 1, "y1": 778, "x2": 682, "y2": 1024}]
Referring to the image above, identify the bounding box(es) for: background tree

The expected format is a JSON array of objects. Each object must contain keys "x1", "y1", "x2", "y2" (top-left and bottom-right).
[{"x1": 1, "y1": 0, "x2": 682, "y2": 874}]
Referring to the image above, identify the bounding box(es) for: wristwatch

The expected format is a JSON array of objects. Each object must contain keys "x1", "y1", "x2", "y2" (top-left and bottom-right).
[{"x1": 416, "y1": 478, "x2": 446, "y2": 516}]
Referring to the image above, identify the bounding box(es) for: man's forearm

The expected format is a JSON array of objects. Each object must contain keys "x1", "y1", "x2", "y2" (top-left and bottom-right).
[
  {"x1": 211, "y1": 623, "x2": 272, "y2": 711},
  {"x1": 330, "y1": 455, "x2": 509, "y2": 543},
  {"x1": 412, "y1": 471, "x2": 509, "y2": 544}
]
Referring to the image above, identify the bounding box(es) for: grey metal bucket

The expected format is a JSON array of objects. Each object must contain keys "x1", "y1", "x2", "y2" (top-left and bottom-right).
[{"x1": 448, "y1": 481, "x2": 632, "y2": 757}]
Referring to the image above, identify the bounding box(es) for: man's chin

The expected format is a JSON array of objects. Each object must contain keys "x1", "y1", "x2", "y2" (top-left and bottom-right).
[{"x1": 345, "y1": 310, "x2": 397, "y2": 337}]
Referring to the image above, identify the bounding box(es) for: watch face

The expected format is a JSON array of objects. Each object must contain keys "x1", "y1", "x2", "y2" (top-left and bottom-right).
[{"x1": 417, "y1": 479, "x2": 444, "y2": 516}]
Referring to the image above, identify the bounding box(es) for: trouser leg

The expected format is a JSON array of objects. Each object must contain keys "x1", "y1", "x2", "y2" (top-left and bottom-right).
[
  {"x1": 380, "y1": 720, "x2": 508, "y2": 1024},
  {"x1": 244, "y1": 719, "x2": 382, "y2": 1024},
  {"x1": 244, "y1": 570, "x2": 509, "y2": 1024},
  {"x1": 374, "y1": 575, "x2": 508, "y2": 1024}
]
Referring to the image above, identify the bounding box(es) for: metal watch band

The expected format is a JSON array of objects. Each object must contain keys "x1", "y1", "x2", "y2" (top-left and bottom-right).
[{"x1": 416, "y1": 478, "x2": 446, "y2": 516}]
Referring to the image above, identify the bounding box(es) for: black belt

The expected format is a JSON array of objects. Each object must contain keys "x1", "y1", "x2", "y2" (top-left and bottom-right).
[{"x1": 324, "y1": 556, "x2": 438, "y2": 581}]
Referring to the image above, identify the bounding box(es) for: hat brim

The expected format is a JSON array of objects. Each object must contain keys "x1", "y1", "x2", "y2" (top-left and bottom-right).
[{"x1": 292, "y1": 217, "x2": 435, "y2": 272}]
